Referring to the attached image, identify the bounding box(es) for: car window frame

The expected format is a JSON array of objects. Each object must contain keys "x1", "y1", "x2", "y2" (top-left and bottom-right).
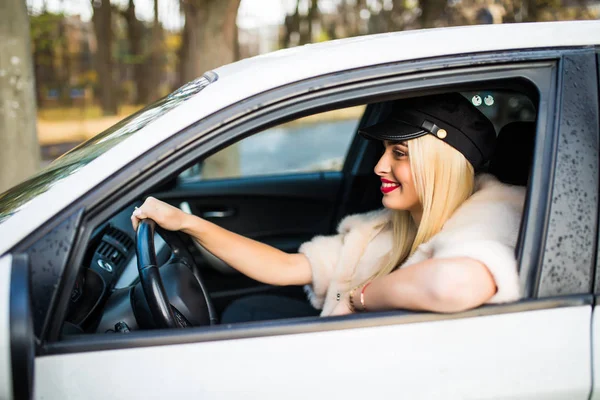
[
  {"x1": 534, "y1": 50, "x2": 599, "y2": 298},
  {"x1": 594, "y1": 50, "x2": 600, "y2": 295},
  {"x1": 19, "y1": 49, "x2": 577, "y2": 351}
]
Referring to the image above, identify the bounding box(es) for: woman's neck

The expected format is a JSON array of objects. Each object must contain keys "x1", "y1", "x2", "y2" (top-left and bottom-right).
[{"x1": 410, "y1": 208, "x2": 423, "y2": 226}]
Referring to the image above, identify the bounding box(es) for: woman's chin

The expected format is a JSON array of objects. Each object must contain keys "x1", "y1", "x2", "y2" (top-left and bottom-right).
[{"x1": 381, "y1": 196, "x2": 406, "y2": 210}]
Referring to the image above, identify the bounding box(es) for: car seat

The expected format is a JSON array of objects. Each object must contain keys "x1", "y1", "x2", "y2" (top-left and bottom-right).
[{"x1": 488, "y1": 121, "x2": 536, "y2": 186}]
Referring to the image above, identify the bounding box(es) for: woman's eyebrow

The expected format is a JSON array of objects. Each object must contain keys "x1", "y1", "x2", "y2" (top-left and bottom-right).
[{"x1": 384, "y1": 140, "x2": 408, "y2": 148}]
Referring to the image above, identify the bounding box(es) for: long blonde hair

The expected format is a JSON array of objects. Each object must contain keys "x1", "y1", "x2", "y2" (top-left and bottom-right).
[{"x1": 369, "y1": 134, "x2": 475, "y2": 281}]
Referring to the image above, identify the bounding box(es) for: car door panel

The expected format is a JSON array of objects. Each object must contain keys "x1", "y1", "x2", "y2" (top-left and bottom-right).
[
  {"x1": 154, "y1": 172, "x2": 345, "y2": 308},
  {"x1": 36, "y1": 304, "x2": 592, "y2": 400},
  {"x1": 157, "y1": 172, "x2": 343, "y2": 251}
]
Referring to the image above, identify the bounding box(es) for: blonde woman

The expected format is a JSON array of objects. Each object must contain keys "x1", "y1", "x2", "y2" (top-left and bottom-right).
[{"x1": 131, "y1": 93, "x2": 526, "y2": 322}]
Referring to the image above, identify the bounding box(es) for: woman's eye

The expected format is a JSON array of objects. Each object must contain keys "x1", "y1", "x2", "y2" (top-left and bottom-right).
[{"x1": 393, "y1": 150, "x2": 406, "y2": 158}]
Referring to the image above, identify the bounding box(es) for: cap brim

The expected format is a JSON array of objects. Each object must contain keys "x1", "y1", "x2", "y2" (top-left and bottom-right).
[{"x1": 358, "y1": 118, "x2": 428, "y2": 142}]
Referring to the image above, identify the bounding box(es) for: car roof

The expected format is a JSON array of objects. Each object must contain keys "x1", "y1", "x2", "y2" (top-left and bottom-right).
[{"x1": 1, "y1": 21, "x2": 599, "y2": 254}]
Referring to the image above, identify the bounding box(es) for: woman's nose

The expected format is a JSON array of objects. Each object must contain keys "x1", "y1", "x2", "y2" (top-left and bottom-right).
[{"x1": 374, "y1": 152, "x2": 390, "y2": 175}]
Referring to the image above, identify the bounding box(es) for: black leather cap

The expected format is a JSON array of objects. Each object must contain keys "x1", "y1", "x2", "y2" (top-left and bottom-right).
[{"x1": 359, "y1": 93, "x2": 496, "y2": 170}]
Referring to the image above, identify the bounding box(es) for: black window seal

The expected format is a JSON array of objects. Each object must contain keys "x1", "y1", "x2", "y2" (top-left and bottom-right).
[{"x1": 594, "y1": 51, "x2": 600, "y2": 294}]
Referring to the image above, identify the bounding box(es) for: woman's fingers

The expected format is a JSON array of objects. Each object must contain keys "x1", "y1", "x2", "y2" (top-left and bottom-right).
[
  {"x1": 130, "y1": 214, "x2": 139, "y2": 232},
  {"x1": 130, "y1": 197, "x2": 184, "y2": 232},
  {"x1": 131, "y1": 206, "x2": 148, "y2": 232}
]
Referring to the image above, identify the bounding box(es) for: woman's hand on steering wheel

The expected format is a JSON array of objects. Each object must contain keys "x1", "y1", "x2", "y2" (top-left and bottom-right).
[{"x1": 131, "y1": 196, "x2": 188, "y2": 232}]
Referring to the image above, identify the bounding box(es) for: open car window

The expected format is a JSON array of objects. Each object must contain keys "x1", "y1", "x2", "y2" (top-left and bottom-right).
[{"x1": 179, "y1": 106, "x2": 366, "y2": 181}]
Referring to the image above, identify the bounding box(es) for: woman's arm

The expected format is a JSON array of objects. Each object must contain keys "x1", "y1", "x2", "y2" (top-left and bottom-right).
[
  {"x1": 131, "y1": 197, "x2": 312, "y2": 286},
  {"x1": 347, "y1": 257, "x2": 497, "y2": 314}
]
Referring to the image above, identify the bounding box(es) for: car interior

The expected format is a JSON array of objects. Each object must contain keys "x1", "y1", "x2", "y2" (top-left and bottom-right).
[{"x1": 60, "y1": 87, "x2": 538, "y2": 337}]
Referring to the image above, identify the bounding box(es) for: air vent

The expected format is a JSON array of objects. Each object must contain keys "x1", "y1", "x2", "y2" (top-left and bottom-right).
[
  {"x1": 95, "y1": 227, "x2": 134, "y2": 272},
  {"x1": 97, "y1": 241, "x2": 124, "y2": 266},
  {"x1": 105, "y1": 227, "x2": 134, "y2": 252}
]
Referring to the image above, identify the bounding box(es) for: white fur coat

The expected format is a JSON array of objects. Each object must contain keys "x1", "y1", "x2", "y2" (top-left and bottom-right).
[{"x1": 299, "y1": 173, "x2": 526, "y2": 316}]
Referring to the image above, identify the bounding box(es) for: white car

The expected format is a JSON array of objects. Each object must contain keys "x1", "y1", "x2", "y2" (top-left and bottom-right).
[{"x1": 2, "y1": 21, "x2": 600, "y2": 400}]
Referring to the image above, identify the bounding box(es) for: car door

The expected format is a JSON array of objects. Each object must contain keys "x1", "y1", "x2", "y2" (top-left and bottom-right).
[{"x1": 26, "y1": 49, "x2": 599, "y2": 399}]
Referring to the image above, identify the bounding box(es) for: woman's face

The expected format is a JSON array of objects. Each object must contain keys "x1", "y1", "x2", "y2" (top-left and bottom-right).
[{"x1": 374, "y1": 140, "x2": 421, "y2": 214}]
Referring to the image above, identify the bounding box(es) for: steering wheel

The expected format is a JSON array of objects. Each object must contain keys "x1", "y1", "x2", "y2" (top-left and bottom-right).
[{"x1": 136, "y1": 219, "x2": 217, "y2": 328}]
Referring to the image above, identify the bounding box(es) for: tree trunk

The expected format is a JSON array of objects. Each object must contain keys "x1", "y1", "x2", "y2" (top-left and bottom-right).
[
  {"x1": 59, "y1": 18, "x2": 71, "y2": 105},
  {"x1": 123, "y1": 0, "x2": 149, "y2": 104},
  {"x1": 420, "y1": 0, "x2": 447, "y2": 28},
  {"x1": 180, "y1": 0, "x2": 241, "y2": 82},
  {"x1": 149, "y1": 0, "x2": 162, "y2": 101},
  {"x1": 180, "y1": 0, "x2": 241, "y2": 179},
  {"x1": 0, "y1": 0, "x2": 40, "y2": 192},
  {"x1": 92, "y1": 0, "x2": 118, "y2": 115},
  {"x1": 281, "y1": 1, "x2": 300, "y2": 48}
]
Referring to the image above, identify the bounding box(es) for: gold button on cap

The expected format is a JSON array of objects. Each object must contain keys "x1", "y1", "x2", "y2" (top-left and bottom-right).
[{"x1": 437, "y1": 129, "x2": 447, "y2": 139}]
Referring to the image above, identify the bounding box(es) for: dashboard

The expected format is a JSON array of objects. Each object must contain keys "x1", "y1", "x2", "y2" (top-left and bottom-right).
[{"x1": 64, "y1": 204, "x2": 169, "y2": 334}]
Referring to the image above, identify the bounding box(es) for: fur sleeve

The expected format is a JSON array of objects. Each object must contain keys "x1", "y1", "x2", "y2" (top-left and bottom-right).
[
  {"x1": 298, "y1": 233, "x2": 344, "y2": 309},
  {"x1": 432, "y1": 239, "x2": 521, "y2": 303}
]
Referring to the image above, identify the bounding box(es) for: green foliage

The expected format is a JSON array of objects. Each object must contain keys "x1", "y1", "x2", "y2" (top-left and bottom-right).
[{"x1": 29, "y1": 12, "x2": 65, "y2": 52}]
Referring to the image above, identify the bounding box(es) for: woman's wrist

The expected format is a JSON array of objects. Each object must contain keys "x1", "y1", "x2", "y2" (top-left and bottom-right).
[
  {"x1": 180, "y1": 212, "x2": 204, "y2": 234},
  {"x1": 349, "y1": 281, "x2": 372, "y2": 312}
]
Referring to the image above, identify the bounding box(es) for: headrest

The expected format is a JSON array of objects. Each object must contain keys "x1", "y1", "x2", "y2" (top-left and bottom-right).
[{"x1": 488, "y1": 121, "x2": 536, "y2": 186}]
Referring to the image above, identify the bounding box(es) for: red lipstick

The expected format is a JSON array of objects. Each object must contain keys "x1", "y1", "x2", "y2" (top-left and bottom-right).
[{"x1": 380, "y1": 178, "x2": 400, "y2": 194}]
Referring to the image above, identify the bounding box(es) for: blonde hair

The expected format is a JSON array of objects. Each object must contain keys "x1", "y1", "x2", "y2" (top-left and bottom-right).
[{"x1": 368, "y1": 134, "x2": 475, "y2": 281}]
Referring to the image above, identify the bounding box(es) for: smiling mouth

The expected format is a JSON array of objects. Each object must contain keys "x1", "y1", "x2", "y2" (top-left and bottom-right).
[{"x1": 381, "y1": 180, "x2": 400, "y2": 194}]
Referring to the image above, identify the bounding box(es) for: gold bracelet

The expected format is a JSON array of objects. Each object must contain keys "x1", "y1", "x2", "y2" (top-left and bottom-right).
[
  {"x1": 359, "y1": 282, "x2": 372, "y2": 312},
  {"x1": 348, "y1": 286, "x2": 358, "y2": 313}
]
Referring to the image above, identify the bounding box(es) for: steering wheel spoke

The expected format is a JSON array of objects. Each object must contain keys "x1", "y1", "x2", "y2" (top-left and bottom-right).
[{"x1": 136, "y1": 219, "x2": 216, "y2": 328}]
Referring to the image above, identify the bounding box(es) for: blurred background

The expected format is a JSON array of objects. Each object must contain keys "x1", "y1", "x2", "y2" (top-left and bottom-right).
[{"x1": 0, "y1": 0, "x2": 598, "y2": 192}]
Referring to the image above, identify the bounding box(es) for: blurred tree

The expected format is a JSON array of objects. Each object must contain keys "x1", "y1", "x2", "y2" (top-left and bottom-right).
[
  {"x1": 281, "y1": 1, "x2": 300, "y2": 47},
  {"x1": 420, "y1": 0, "x2": 448, "y2": 27},
  {"x1": 179, "y1": 0, "x2": 241, "y2": 83},
  {"x1": 149, "y1": 0, "x2": 163, "y2": 101},
  {"x1": 281, "y1": 0, "x2": 324, "y2": 47},
  {"x1": 0, "y1": 0, "x2": 40, "y2": 192},
  {"x1": 30, "y1": 12, "x2": 62, "y2": 105},
  {"x1": 92, "y1": 0, "x2": 118, "y2": 115},
  {"x1": 121, "y1": 0, "x2": 150, "y2": 104},
  {"x1": 178, "y1": 0, "x2": 241, "y2": 179}
]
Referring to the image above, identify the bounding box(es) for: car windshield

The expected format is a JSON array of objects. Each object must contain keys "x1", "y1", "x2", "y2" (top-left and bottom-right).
[{"x1": 0, "y1": 73, "x2": 217, "y2": 223}]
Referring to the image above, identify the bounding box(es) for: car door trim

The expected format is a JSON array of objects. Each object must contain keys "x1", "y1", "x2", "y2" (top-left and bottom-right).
[{"x1": 41, "y1": 294, "x2": 593, "y2": 356}]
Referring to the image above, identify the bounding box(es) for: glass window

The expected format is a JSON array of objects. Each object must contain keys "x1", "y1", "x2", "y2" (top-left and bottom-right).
[{"x1": 180, "y1": 106, "x2": 365, "y2": 181}]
